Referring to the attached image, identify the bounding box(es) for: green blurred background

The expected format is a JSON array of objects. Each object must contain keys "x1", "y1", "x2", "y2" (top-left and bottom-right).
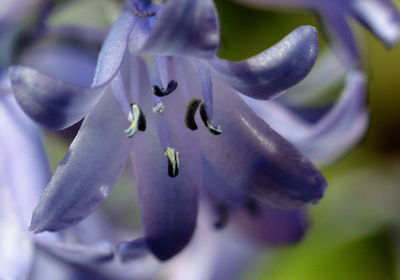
[{"x1": 212, "y1": 0, "x2": 400, "y2": 279}]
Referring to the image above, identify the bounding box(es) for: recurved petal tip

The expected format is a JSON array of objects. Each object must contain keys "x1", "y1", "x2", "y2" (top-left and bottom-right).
[{"x1": 208, "y1": 25, "x2": 319, "y2": 100}]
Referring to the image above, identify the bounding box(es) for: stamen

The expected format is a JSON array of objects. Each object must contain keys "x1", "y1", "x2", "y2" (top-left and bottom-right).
[
  {"x1": 197, "y1": 61, "x2": 214, "y2": 119},
  {"x1": 152, "y1": 80, "x2": 178, "y2": 97},
  {"x1": 124, "y1": 103, "x2": 146, "y2": 138},
  {"x1": 200, "y1": 103, "x2": 222, "y2": 135},
  {"x1": 214, "y1": 203, "x2": 229, "y2": 230},
  {"x1": 243, "y1": 199, "x2": 260, "y2": 217},
  {"x1": 164, "y1": 147, "x2": 179, "y2": 177},
  {"x1": 185, "y1": 98, "x2": 201, "y2": 130},
  {"x1": 126, "y1": 0, "x2": 156, "y2": 18}
]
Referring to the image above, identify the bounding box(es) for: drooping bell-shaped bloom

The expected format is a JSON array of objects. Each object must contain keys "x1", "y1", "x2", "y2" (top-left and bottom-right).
[
  {"x1": 10, "y1": 0, "x2": 330, "y2": 261},
  {"x1": 0, "y1": 34, "x2": 165, "y2": 278},
  {"x1": 237, "y1": 0, "x2": 400, "y2": 66}
]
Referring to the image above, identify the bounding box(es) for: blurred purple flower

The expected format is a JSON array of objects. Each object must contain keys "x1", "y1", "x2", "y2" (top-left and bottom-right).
[
  {"x1": 0, "y1": 76, "x2": 115, "y2": 279},
  {"x1": 9, "y1": 0, "x2": 330, "y2": 261},
  {"x1": 237, "y1": 0, "x2": 400, "y2": 66}
]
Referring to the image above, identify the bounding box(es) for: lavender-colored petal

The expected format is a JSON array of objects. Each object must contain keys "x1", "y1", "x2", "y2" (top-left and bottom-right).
[
  {"x1": 245, "y1": 70, "x2": 368, "y2": 166},
  {"x1": 319, "y1": 8, "x2": 359, "y2": 67},
  {"x1": 128, "y1": 57, "x2": 200, "y2": 260},
  {"x1": 10, "y1": 10, "x2": 135, "y2": 130},
  {"x1": 0, "y1": 90, "x2": 115, "y2": 267},
  {"x1": 35, "y1": 235, "x2": 114, "y2": 264},
  {"x1": 9, "y1": 66, "x2": 106, "y2": 130},
  {"x1": 129, "y1": 0, "x2": 219, "y2": 58},
  {"x1": 349, "y1": 0, "x2": 400, "y2": 47},
  {"x1": 92, "y1": 10, "x2": 135, "y2": 86},
  {"x1": 234, "y1": 203, "x2": 308, "y2": 245},
  {"x1": 0, "y1": 93, "x2": 39, "y2": 279},
  {"x1": 18, "y1": 43, "x2": 98, "y2": 87},
  {"x1": 279, "y1": 50, "x2": 347, "y2": 106},
  {"x1": 0, "y1": 173, "x2": 34, "y2": 280},
  {"x1": 29, "y1": 90, "x2": 131, "y2": 233},
  {"x1": 196, "y1": 74, "x2": 326, "y2": 209},
  {"x1": 208, "y1": 25, "x2": 319, "y2": 100},
  {"x1": 202, "y1": 157, "x2": 247, "y2": 208}
]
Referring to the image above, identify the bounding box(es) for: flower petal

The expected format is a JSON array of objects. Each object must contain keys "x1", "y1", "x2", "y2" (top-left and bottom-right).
[
  {"x1": 128, "y1": 57, "x2": 200, "y2": 260},
  {"x1": 349, "y1": 0, "x2": 400, "y2": 47},
  {"x1": 18, "y1": 43, "x2": 98, "y2": 87},
  {"x1": 202, "y1": 157, "x2": 247, "y2": 207},
  {"x1": 244, "y1": 70, "x2": 368, "y2": 166},
  {"x1": 234, "y1": 203, "x2": 308, "y2": 245},
  {"x1": 129, "y1": 0, "x2": 219, "y2": 58},
  {"x1": 0, "y1": 89, "x2": 116, "y2": 267},
  {"x1": 29, "y1": 90, "x2": 131, "y2": 233},
  {"x1": 0, "y1": 93, "x2": 39, "y2": 279},
  {"x1": 319, "y1": 8, "x2": 359, "y2": 67},
  {"x1": 9, "y1": 66, "x2": 106, "y2": 130},
  {"x1": 196, "y1": 74, "x2": 326, "y2": 209},
  {"x1": 35, "y1": 234, "x2": 114, "y2": 264},
  {"x1": 10, "y1": 10, "x2": 135, "y2": 130},
  {"x1": 208, "y1": 25, "x2": 319, "y2": 100}
]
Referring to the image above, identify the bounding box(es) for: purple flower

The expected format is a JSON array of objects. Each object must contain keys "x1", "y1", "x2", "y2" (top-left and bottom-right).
[
  {"x1": 10, "y1": 0, "x2": 328, "y2": 261},
  {"x1": 0, "y1": 76, "x2": 114, "y2": 279}
]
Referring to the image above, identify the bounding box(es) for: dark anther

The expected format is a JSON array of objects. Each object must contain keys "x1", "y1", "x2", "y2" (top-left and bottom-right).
[
  {"x1": 124, "y1": 103, "x2": 146, "y2": 138},
  {"x1": 244, "y1": 199, "x2": 261, "y2": 217},
  {"x1": 199, "y1": 103, "x2": 222, "y2": 135},
  {"x1": 214, "y1": 203, "x2": 229, "y2": 230},
  {"x1": 152, "y1": 80, "x2": 178, "y2": 97},
  {"x1": 164, "y1": 147, "x2": 179, "y2": 178},
  {"x1": 166, "y1": 80, "x2": 178, "y2": 94},
  {"x1": 185, "y1": 98, "x2": 202, "y2": 130},
  {"x1": 126, "y1": 0, "x2": 156, "y2": 18}
]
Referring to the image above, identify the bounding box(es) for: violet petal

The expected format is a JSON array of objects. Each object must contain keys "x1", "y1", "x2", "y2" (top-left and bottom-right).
[{"x1": 208, "y1": 25, "x2": 319, "y2": 100}]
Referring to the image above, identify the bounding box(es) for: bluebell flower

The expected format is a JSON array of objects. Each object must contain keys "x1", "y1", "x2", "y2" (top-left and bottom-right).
[
  {"x1": 0, "y1": 14, "x2": 161, "y2": 275},
  {"x1": 236, "y1": 0, "x2": 400, "y2": 66},
  {"x1": 10, "y1": 0, "x2": 328, "y2": 261}
]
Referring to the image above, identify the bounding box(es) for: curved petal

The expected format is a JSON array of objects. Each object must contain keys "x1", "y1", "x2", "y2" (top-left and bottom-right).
[
  {"x1": 9, "y1": 66, "x2": 107, "y2": 130},
  {"x1": 244, "y1": 70, "x2": 368, "y2": 166},
  {"x1": 35, "y1": 235, "x2": 114, "y2": 264},
  {"x1": 29, "y1": 90, "x2": 131, "y2": 233},
  {"x1": 234, "y1": 203, "x2": 308, "y2": 246},
  {"x1": 18, "y1": 43, "x2": 98, "y2": 87},
  {"x1": 128, "y1": 57, "x2": 200, "y2": 261},
  {"x1": 319, "y1": 8, "x2": 359, "y2": 67},
  {"x1": 0, "y1": 90, "x2": 116, "y2": 267},
  {"x1": 195, "y1": 73, "x2": 326, "y2": 209},
  {"x1": 279, "y1": 49, "x2": 347, "y2": 106},
  {"x1": 349, "y1": 0, "x2": 400, "y2": 47},
  {"x1": 10, "y1": 10, "x2": 135, "y2": 130},
  {"x1": 129, "y1": 0, "x2": 219, "y2": 58},
  {"x1": 208, "y1": 25, "x2": 319, "y2": 100}
]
